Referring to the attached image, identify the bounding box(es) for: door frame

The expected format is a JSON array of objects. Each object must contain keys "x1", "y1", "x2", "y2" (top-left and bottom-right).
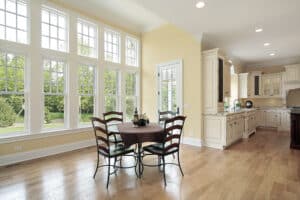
[{"x1": 156, "y1": 59, "x2": 183, "y2": 118}]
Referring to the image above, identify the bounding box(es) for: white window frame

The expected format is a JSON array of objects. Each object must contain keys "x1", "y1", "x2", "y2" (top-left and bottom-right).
[
  {"x1": 41, "y1": 5, "x2": 68, "y2": 52},
  {"x1": 0, "y1": 50, "x2": 28, "y2": 137},
  {"x1": 42, "y1": 57, "x2": 67, "y2": 131},
  {"x1": 103, "y1": 28, "x2": 121, "y2": 64},
  {"x1": 77, "y1": 18, "x2": 98, "y2": 58},
  {"x1": 0, "y1": 1, "x2": 141, "y2": 143},
  {"x1": 125, "y1": 35, "x2": 139, "y2": 67},
  {"x1": 0, "y1": 0, "x2": 29, "y2": 44},
  {"x1": 77, "y1": 63, "x2": 96, "y2": 127}
]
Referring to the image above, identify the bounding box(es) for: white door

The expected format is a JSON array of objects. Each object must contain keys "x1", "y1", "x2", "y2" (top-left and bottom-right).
[{"x1": 157, "y1": 60, "x2": 183, "y2": 114}]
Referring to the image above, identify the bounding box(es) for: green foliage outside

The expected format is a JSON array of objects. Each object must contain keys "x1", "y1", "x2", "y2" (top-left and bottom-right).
[{"x1": 0, "y1": 97, "x2": 16, "y2": 127}]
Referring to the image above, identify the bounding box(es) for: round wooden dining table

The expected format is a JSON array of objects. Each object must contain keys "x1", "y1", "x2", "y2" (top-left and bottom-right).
[{"x1": 117, "y1": 122, "x2": 164, "y2": 178}]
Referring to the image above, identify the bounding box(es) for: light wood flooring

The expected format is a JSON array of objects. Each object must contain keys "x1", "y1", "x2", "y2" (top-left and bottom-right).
[{"x1": 0, "y1": 129, "x2": 300, "y2": 200}]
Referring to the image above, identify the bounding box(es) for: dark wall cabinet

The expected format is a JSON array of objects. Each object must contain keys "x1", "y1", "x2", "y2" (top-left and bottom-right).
[{"x1": 290, "y1": 113, "x2": 300, "y2": 149}]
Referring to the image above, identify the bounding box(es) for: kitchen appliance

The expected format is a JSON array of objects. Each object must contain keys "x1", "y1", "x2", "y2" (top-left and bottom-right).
[
  {"x1": 245, "y1": 100, "x2": 253, "y2": 108},
  {"x1": 286, "y1": 88, "x2": 300, "y2": 149}
]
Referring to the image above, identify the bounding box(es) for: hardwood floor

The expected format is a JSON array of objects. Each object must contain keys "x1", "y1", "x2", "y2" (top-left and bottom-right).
[{"x1": 1, "y1": 129, "x2": 300, "y2": 200}]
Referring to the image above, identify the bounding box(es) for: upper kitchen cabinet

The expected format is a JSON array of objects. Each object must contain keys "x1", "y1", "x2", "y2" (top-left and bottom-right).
[
  {"x1": 284, "y1": 64, "x2": 300, "y2": 83},
  {"x1": 238, "y1": 71, "x2": 262, "y2": 98},
  {"x1": 262, "y1": 73, "x2": 282, "y2": 97},
  {"x1": 202, "y1": 48, "x2": 229, "y2": 114},
  {"x1": 238, "y1": 73, "x2": 249, "y2": 98},
  {"x1": 223, "y1": 60, "x2": 231, "y2": 98}
]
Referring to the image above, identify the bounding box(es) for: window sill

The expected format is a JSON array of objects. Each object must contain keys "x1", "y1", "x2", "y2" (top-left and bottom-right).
[{"x1": 0, "y1": 127, "x2": 93, "y2": 144}]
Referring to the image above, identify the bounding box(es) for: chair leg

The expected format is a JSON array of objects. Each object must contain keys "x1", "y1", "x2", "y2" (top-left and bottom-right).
[
  {"x1": 106, "y1": 158, "x2": 111, "y2": 189},
  {"x1": 162, "y1": 156, "x2": 166, "y2": 186},
  {"x1": 177, "y1": 152, "x2": 184, "y2": 176},
  {"x1": 93, "y1": 154, "x2": 99, "y2": 179},
  {"x1": 158, "y1": 156, "x2": 161, "y2": 171}
]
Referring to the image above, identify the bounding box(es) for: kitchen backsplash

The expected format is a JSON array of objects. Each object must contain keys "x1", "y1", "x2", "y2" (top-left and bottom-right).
[{"x1": 241, "y1": 98, "x2": 285, "y2": 108}]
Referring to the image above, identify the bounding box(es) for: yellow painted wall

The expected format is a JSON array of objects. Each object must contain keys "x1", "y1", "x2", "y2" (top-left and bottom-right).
[{"x1": 141, "y1": 24, "x2": 202, "y2": 139}]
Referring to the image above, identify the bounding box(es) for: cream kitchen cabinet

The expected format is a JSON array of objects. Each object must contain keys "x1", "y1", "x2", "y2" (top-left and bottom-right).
[
  {"x1": 256, "y1": 110, "x2": 266, "y2": 127},
  {"x1": 238, "y1": 73, "x2": 250, "y2": 98},
  {"x1": 279, "y1": 110, "x2": 291, "y2": 131},
  {"x1": 244, "y1": 110, "x2": 256, "y2": 138},
  {"x1": 203, "y1": 112, "x2": 245, "y2": 149},
  {"x1": 284, "y1": 64, "x2": 300, "y2": 83},
  {"x1": 262, "y1": 73, "x2": 282, "y2": 97},
  {"x1": 265, "y1": 110, "x2": 280, "y2": 127},
  {"x1": 202, "y1": 48, "x2": 227, "y2": 114}
]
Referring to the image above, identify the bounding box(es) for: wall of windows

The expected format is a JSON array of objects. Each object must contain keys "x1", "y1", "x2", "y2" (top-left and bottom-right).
[{"x1": 0, "y1": 0, "x2": 140, "y2": 138}]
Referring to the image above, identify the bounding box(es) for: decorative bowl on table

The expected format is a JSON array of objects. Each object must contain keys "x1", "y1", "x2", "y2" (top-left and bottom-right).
[{"x1": 132, "y1": 113, "x2": 149, "y2": 127}]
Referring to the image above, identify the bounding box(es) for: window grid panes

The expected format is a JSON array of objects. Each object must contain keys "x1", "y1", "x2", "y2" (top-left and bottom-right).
[
  {"x1": 104, "y1": 29, "x2": 120, "y2": 63},
  {"x1": 125, "y1": 72, "x2": 137, "y2": 121},
  {"x1": 78, "y1": 64, "x2": 95, "y2": 126},
  {"x1": 0, "y1": 51, "x2": 26, "y2": 134},
  {"x1": 41, "y1": 6, "x2": 67, "y2": 52},
  {"x1": 126, "y1": 36, "x2": 138, "y2": 67},
  {"x1": 43, "y1": 59, "x2": 65, "y2": 130},
  {"x1": 77, "y1": 19, "x2": 97, "y2": 58},
  {"x1": 0, "y1": 0, "x2": 28, "y2": 44},
  {"x1": 104, "y1": 69, "x2": 119, "y2": 112}
]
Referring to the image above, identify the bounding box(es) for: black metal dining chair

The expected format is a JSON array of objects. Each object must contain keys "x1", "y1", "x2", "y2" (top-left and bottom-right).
[
  {"x1": 103, "y1": 111, "x2": 124, "y2": 146},
  {"x1": 143, "y1": 115, "x2": 186, "y2": 186},
  {"x1": 91, "y1": 117, "x2": 135, "y2": 188},
  {"x1": 158, "y1": 107, "x2": 179, "y2": 124}
]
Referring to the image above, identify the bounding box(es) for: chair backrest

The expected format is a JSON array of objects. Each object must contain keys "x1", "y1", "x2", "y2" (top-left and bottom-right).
[
  {"x1": 103, "y1": 111, "x2": 123, "y2": 125},
  {"x1": 158, "y1": 107, "x2": 179, "y2": 123},
  {"x1": 91, "y1": 117, "x2": 113, "y2": 156},
  {"x1": 163, "y1": 115, "x2": 186, "y2": 152}
]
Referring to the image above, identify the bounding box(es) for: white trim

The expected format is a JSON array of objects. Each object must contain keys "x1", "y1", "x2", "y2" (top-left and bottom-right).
[
  {"x1": 0, "y1": 139, "x2": 95, "y2": 166},
  {"x1": 182, "y1": 137, "x2": 202, "y2": 147}
]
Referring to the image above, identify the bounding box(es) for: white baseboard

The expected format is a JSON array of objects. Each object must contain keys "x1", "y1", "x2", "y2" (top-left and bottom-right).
[
  {"x1": 0, "y1": 139, "x2": 95, "y2": 167},
  {"x1": 182, "y1": 137, "x2": 202, "y2": 147}
]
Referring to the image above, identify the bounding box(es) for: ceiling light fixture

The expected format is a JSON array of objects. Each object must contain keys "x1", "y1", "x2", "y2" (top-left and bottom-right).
[
  {"x1": 264, "y1": 42, "x2": 271, "y2": 47},
  {"x1": 228, "y1": 60, "x2": 233, "y2": 64},
  {"x1": 255, "y1": 28, "x2": 263, "y2": 32},
  {"x1": 196, "y1": 1, "x2": 205, "y2": 8},
  {"x1": 269, "y1": 52, "x2": 275, "y2": 56}
]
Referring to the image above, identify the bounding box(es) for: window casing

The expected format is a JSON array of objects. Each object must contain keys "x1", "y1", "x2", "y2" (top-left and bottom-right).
[
  {"x1": 0, "y1": 0, "x2": 28, "y2": 44},
  {"x1": 104, "y1": 29, "x2": 120, "y2": 63},
  {"x1": 41, "y1": 6, "x2": 67, "y2": 52},
  {"x1": 78, "y1": 64, "x2": 95, "y2": 126},
  {"x1": 43, "y1": 59, "x2": 66, "y2": 130},
  {"x1": 125, "y1": 72, "x2": 138, "y2": 121},
  {"x1": 104, "y1": 69, "x2": 120, "y2": 112},
  {"x1": 125, "y1": 36, "x2": 138, "y2": 67},
  {"x1": 77, "y1": 19, "x2": 97, "y2": 58},
  {"x1": 0, "y1": 51, "x2": 26, "y2": 134}
]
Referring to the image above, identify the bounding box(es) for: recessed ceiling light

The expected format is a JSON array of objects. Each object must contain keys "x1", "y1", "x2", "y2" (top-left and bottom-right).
[
  {"x1": 264, "y1": 43, "x2": 271, "y2": 46},
  {"x1": 196, "y1": 1, "x2": 205, "y2": 8},
  {"x1": 228, "y1": 60, "x2": 232, "y2": 64},
  {"x1": 255, "y1": 28, "x2": 263, "y2": 32},
  {"x1": 269, "y1": 52, "x2": 275, "y2": 56}
]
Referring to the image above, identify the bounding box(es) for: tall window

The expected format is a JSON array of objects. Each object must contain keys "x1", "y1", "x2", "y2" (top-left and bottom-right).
[
  {"x1": 125, "y1": 36, "x2": 138, "y2": 67},
  {"x1": 78, "y1": 64, "x2": 95, "y2": 126},
  {"x1": 104, "y1": 29, "x2": 120, "y2": 63},
  {"x1": 104, "y1": 70, "x2": 119, "y2": 112},
  {"x1": 41, "y1": 6, "x2": 67, "y2": 52},
  {"x1": 0, "y1": 52, "x2": 26, "y2": 134},
  {"x1": 77, "y1": 19, "x2": 97, "y2": 58},
  {"x1": 125, "y1": 72, "x2": 137, "y2": 121},
  {"x1": 0, "y1": 0, "x2": 28, "y2": 44},
  {"x1": 43, "y1": 59, "x2": 65, "y2": 130}
]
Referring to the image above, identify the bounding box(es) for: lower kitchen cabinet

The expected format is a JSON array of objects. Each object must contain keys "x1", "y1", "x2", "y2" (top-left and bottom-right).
[
  {"x1": 256, "y1": 108, "x2": 290, "y2": 131},
  {"x1": 203, "y1": 112, "x2": 247, "y2": 149},
  {"x1": 244, "y1": 110, "x2": 256, "y2": 138}
]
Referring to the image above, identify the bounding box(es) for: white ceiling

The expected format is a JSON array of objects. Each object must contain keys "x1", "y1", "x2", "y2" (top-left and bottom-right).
[
  {"x1": 131, "y1": 0, "x2": 300, "y2": 67},
  {"x1": 56, "y1": 0, "x2": 300, "y2": 67},
  {"x1": 53, "y1": 0, "x2": 166, "y2": 33}
]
